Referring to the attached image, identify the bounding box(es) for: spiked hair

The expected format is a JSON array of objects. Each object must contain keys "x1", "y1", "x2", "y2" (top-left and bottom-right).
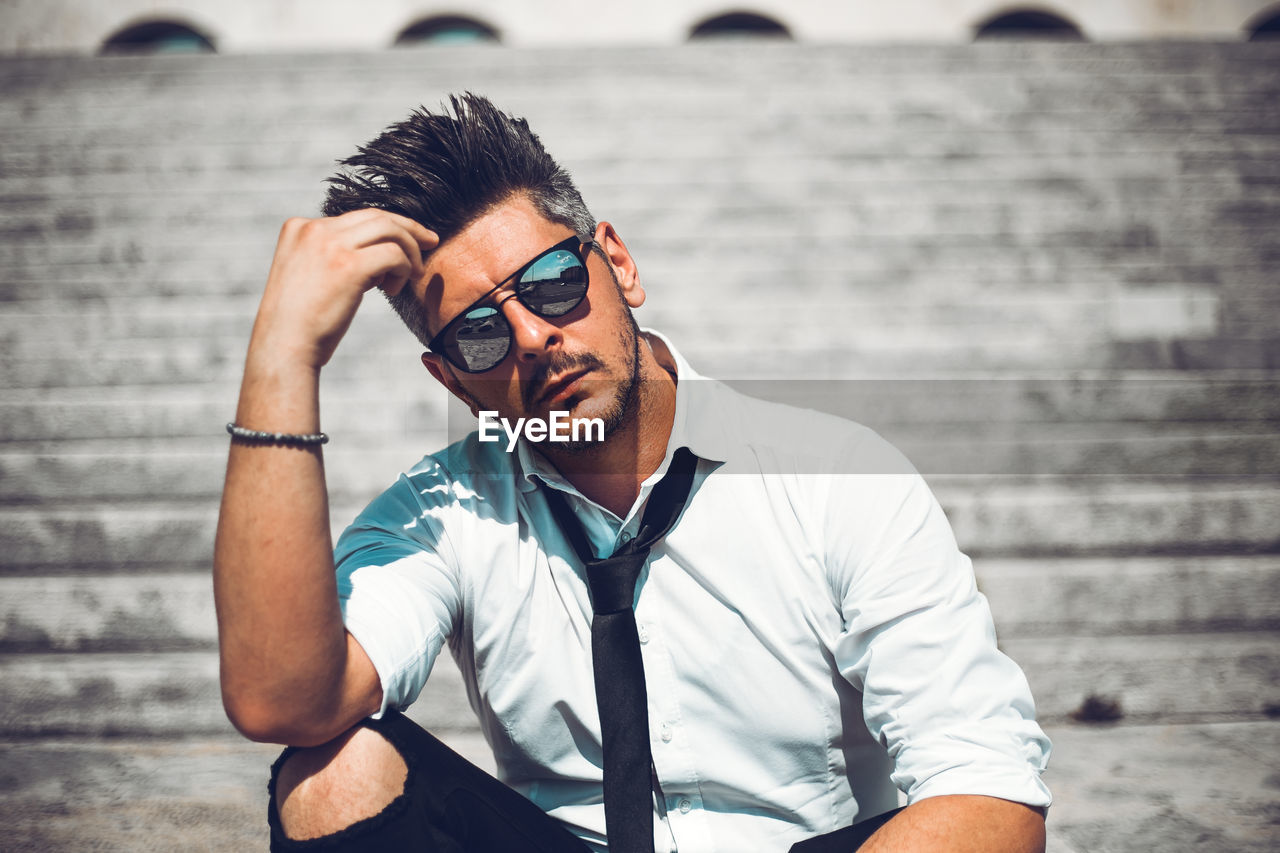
[{"x1": 322, "y1": 93, "x2": 596, "y2": 346}]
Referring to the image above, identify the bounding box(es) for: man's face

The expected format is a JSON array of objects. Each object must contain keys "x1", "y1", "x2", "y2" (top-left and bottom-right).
[{"x1": 416, "y1": 194, "x2": 647, "y2": 445}]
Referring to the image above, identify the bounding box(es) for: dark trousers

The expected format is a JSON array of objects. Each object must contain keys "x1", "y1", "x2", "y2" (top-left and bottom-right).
[{"x1": 267, "y1": 711, "x2": 902, "y2": 852}]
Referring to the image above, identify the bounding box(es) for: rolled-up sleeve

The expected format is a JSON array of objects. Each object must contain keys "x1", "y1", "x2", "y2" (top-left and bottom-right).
[
  {"x1": 334, "y1": 469, "x2": 464, "y2": 719},
  {"x1": 826, "y1": 434, "x2": 1052, "y2": 808}
]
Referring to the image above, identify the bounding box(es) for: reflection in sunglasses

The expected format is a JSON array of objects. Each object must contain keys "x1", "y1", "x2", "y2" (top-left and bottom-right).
[{"x1": 431, "y1": 235, "x2": 594, "y2": 373}]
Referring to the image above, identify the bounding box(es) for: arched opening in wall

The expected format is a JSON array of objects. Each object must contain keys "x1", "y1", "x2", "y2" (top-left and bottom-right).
[
  {"x1": 973, "y1": 8, "x2": 1086, "y2": 40},
  {"x1": 100, "y1": 20, "x2": 216, "y2": 54},
  {"x1": 689, "y1": 11, "x2": 792, "y2": 40},
  {"x1": 1245, "y1": 5, "x2": 1280, "y2": 40},
  {"x1": 395, "y1": 15, "x2": 500, "y2": 46}
]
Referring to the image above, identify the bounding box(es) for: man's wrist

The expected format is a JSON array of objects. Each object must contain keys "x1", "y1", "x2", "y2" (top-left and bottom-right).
[
  {"x1": 244, "y1": 325, "x2": 329, "y2": 377},
  {"x1": 235, "y1": 344, "x2": 324, "y2": 433}
]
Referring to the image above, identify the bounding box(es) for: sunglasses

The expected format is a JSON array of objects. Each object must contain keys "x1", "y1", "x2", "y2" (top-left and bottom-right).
[{"x1": 427, "y1": 235, "x2": 595, "y2": 373}]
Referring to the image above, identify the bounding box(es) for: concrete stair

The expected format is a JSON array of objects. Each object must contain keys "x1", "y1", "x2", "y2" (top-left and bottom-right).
[{"x1": 1, "y1": 41, "x2": 1278, "y2": 851}]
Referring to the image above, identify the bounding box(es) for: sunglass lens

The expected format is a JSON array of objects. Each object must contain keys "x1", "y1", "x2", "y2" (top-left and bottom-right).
[
  {"x1": 517, "y1": 250, "x2": 589, "y2": 317},
  {"x1": 447, "y1": 305, "x2": 512, "y2": 372}
]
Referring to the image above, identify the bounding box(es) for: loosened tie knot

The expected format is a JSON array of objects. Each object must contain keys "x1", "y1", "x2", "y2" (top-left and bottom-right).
[{"x1": 586, "y1": 550, "x2": 650, "y2": 614}]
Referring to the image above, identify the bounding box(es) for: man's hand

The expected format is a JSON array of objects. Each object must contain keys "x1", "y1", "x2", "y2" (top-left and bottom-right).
[
  {"x1": 214, "y1": 210, "x2": 436, "y2": 746},
  {"x1": 859, "y1": 795, "x2": 1045, "y2": 853},
  {"x1": 250, "y1": 209, "x2": 438, "y2": 371}
]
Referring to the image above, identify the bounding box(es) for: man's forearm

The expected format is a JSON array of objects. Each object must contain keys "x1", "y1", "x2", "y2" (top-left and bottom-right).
[
  {"x1": 213, "y1": 349, "x2": 362, "y2": 743},
  {"x1": 213, "y1": 212, "x2": 434, "y2": 745},
  {"x1": 859, "y1": 795, "x2": 1046, "y2": 853}
]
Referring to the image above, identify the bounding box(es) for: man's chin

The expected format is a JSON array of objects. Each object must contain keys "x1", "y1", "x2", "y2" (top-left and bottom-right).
[
  {"x1": 531, "y1": 398, "x2": 600, "y2": 434},
  {"x1": 553, "y1": 392, "x2": 607, "y2": 423},
  {"x1": 539, "y1": 387, "x2": 632, "y2": 448}
]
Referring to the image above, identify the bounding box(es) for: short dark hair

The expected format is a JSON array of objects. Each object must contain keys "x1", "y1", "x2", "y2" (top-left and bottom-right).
[{"x1": 322, "y1": 93, "x2": 596, "y2": 346}]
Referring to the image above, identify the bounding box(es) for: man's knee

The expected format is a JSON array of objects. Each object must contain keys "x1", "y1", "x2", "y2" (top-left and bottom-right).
[{"x1": 274, "y1": 724, "x2": 409, "y2": 841}]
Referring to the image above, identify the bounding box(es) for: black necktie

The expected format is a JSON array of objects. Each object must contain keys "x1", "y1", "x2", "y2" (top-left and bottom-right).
[{"x1": 543, "y1": 448, "x2": 698, "y2": 853}]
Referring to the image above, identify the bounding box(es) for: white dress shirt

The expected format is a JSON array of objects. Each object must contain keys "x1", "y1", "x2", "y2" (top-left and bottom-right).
[{"x1": 335, "y1": 331, "x2": 1052, "y2": 852}]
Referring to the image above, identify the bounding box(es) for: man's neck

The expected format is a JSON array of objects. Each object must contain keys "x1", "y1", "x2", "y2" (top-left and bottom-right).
[{"x1": 541, "y1": 333, "x2": 678, "y2": 518}]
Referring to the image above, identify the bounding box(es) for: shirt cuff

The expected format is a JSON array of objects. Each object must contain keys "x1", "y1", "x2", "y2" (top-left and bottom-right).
[{"x1": 897, "y1": 724, "x2": 1053, "y2": 809}]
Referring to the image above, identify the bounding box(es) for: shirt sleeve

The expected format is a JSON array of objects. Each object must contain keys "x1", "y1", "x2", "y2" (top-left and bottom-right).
[
  {"x1": 825, "y1": 429, "x2": 1052, "y2": 808},
  {"x1": 334, "y1": 463, "x2": 465, "y2": 719}
]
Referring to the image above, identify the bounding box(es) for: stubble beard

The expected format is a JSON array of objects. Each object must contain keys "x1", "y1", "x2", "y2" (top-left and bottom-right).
[
  {"x1": 552, "y1": 315, "x2": 642, "y2": 455},
  {"x1": 454, "y1": 315, "x2": 643, "y2": 455}
]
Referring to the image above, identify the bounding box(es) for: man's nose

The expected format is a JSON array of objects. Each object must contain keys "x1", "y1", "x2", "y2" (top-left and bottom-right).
[{"x1": 498, "y1": 294, "x2": 563, "y2": 364}]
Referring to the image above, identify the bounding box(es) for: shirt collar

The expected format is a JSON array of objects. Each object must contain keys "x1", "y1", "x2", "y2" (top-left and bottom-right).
[{"x1": 515, "y1": 329, "x2": 729, "y2": 495}]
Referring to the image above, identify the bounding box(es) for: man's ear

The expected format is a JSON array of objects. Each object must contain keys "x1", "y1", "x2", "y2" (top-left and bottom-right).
[
  {"x1": 594, "y1": 221, "x2": 644, "y2": 309},
  {"x1": 421, "y1": 352, "x2": 480, "y2": 416}
]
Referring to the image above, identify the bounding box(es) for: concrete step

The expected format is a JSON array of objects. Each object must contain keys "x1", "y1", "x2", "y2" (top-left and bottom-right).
[
  {"x1": 720, "y1": 375, "x2": 1280, "y2": 426},
  {"x1": 2, "y1": 107, "x2": 1271, "y2": 163},
  {"x1": 691, "y1": 335, "x2": 1280, "y2": 376},
  {"x1": 3, "y1": 44, "x2": 1276, "y2": 113},
  {"x1": 1, "y1": 720, "x2": 1276, "y2": 852},
  {"x1": 0, "y1": 727, "x2": 494, "y2": 853},
  {"x1": 0, "y1": 180, "x2": 1192, "y2": 233},
  {"x1": 4, "y1": 246, "x2": 1266, "y2": 307},
  {"x1": 7, "y1": 127, "x2": 1279, "y2": 194},
  {"x1": 0, "y1": 197, "x2": 1263, "y2": 257},
  {"x1": 0, "y1": 206, "x2": 1270, "y2": 285},
  {"x1": 4, "y1": 374, "x2": 1276, "y2": 441},
  {"x1": 2, "y1": 310, "x2": 1266, "y2": 374},
  {"x1": 1, "y1": 232, "x2": 1265, "y2": 302},
  {"x1": 3, "y1": 184, "x2": 1270, "y2": 255},
  {"x1": 0, "y1": 384, "x2": 451, "y2": 442},
  {"x1": 6, "y1": 304, "x2": 1274, "y2": 381},
  {"x1": 7, "y1": 64, "x2": 1275, "y2": 131},
  {"x1": 4, "y1": 557, "x2": 1277, "y2": 655},
  {"x1": 0, "y1": 735, "x2": 281, "y2": 853},
  {"x1": 6, "y1": 41, "x2": 1278, "y2": 83},
  {"x1": 3, "y1": 427, "x2": 1278, "y2": 509},
  {"x1": 2, "y1": 45, "x2": 1271, "y2": 325},
  {"x1": 0, "y1": 571, "x2": 217, "y2": 652},
  {"x1": 0, "y1": 295, "x2": 261, "y2": 341},
  {"x1": 1103, "y1": 337, "x2": 1280, "y2": 372},
  {"x1": 0, "y1": 438, "x2": 444, "y2": 506},
  {"x1": 1006, "y1": 632, "x2": 1280, "y2": 724},
  {"x1": 0, "y1": 504, "x2": 224, "y2": 573},
  {"x1": 9, "y1": 328, "x2": 1275, "y2": 390},
  {"x1": 0, "y1": 283, "x2": 1238, "y2": 356},
  {"x1": 3, "y1": 168, "x2": 1273, "y2": 245},
  {"x1": 0, "y1": 336, "x2": 1177, "y2": 393},
  {"x1": 0, "y1": 151, "x2": 1269, "y2": 214},
  {"x1": 2, "y1": 480, "x2": 1277, "y2": 573},
  {"x1": 1, "y1": 630, "x2": 1275, "y2": 739},
  {"x1": 1042, "y1": 720, "x2": 1280, "y2": 853},
  {"x1": 0, "y1": 650, "x2": 476, "y2": 738},
  {"x1": 975, "y1": 555, "x2": 1280, "y2": 636},
  {"x1": 23, "y1": 337, "x2": 1280, "y2": 388},
  {"x1": 934, "y1": 479, "x2": 1280, "y2": 557}
]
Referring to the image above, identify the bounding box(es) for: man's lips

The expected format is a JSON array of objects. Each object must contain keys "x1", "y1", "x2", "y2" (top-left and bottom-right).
[{"x1": 534, "y1": 368, "x2": 591, "y2": 407}]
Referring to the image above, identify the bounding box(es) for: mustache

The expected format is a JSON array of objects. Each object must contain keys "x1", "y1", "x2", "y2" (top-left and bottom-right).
[{"x1": 523, "y1": 352, "x2": 606, "y2": 409}]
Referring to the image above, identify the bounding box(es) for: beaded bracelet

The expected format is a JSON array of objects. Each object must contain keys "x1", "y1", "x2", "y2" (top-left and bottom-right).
[{"x1": 226, "y1": 423, "x2": 329, "y2": 446}]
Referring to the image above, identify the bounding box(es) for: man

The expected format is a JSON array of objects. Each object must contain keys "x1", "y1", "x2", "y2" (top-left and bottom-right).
[{"x1": 214, "y1": 94, "x2": 1051, "y2": 852}]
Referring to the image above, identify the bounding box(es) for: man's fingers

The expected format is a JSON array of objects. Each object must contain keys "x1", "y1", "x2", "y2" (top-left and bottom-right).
[
  {"x1": 386, "y1": 212, "x2": 439, "y2": 253},
  {"x1": 333, "y1": 209, "x2": 438, "y2": 253},
  {"x1": 359, "y1": 241, "x2": 417, "y2": 298},
  {"x1": 333, "y1": 212, "x2": 438, "y2": 291},
  {"x1": 376, "y1": 219, "x2": 434, "y2": 285}
]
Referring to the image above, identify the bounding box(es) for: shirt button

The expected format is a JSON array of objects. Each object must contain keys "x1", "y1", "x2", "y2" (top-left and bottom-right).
[
  {"x1": 660, "y1": 723, "x2": 672, "y2": 743},
  {"x1": 637, "y1": 624, "x2": 649, "y2": 644},
  {"x1": 678, "y1": 799, "x2": 692, "y2": 814},
  {"x1": 619, "y1": 531, "x2": 633, "y2": 545}
]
